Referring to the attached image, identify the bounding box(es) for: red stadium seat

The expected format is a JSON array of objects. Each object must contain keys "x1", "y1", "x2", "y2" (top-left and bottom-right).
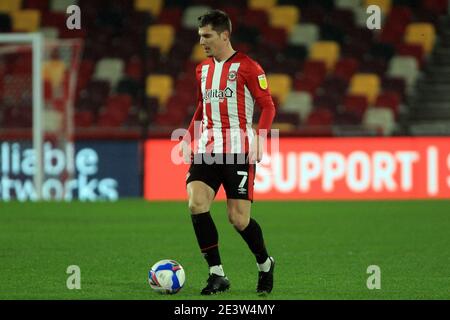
[
  {"x1": 334, "y1": 58, "x2": 359, "y2": 81},
  {"x1": 261, "y1": 26, "x2": 287, "y2": 50},
  {"x1": 25, "y1": 0, "x2": 49, "y2": 10},
  {"x1": 306, "y1": 108, "x2": 334, "y2": 128},
  {"x1": 125, "y1": 56, "x2": 143, "y2": 81},
  {"x1": 293, "y1": 77, "x2": 321, "y2": 96},
  {"x1": 75, "y1": 111, "x2": 94, "y2": 128},
  {"x1": 396, "y1": 43, "x2": 424, "y2": 67},
  {"x1": 302, "y1": 60, "x2": 327, "y2": 84},
  {"x1": 157, "y1": 7, "x2": 182, "y2": 30},
  {"x1": 299, "y1": 6, "x2": 326, "y2": 25},
  {"x1": 378, "y1": 20, "x2": 407, "y2": 45},
  {"x1": 242, "y1": 8, "x2": 268, "y2": 29},
  {"x1": 422, "y1": 0, "x2": 448, "y2": 14},
  {"x1": 314, "y1": 95, "x2": 341, "y2": 114},
  {"x1": 359, "y1": 58, "x2": 387, "y2": 78},
  {"x1": 375, "y1": 91, "x2": 401, "y2": 118},
  {"x1": 382, "y1": 76, "x2": 406, "y2": 101},
  {"x1": 343, "y1": 94, "x2": 369, "y2": 122},
  {"x1": 388, "y1": 6, "x2": 413, "y2": 25}
]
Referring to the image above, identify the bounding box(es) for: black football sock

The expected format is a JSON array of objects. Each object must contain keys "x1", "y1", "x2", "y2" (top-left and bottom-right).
[
  {"x1": 191, "y1": 212, "x2": 222, "y2": 267},
  {"x1": 237, "y1": 218, "x2": 270, "y2": 264}
]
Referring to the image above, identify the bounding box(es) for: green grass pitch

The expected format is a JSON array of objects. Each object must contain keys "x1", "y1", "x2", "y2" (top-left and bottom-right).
[{"x1": 0, "y1": 199, "x2": 449, "y2": 300}]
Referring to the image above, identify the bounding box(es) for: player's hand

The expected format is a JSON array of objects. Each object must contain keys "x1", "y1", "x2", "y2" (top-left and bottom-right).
[
  {"x1": 178, "y1": 140, "x2": 192, "y2": 164},
  {"x1": 248, "y1": 135, "x2": 264, "y2": 164}
]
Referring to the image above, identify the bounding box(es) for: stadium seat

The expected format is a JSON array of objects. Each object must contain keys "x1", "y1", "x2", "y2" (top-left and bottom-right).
[
  {"x1": 157, "y1": 7, "x2": 182, "y2": 30},
  {"x1": 41, "y1": 11, "x2": 66, "y2": 30},
  {"x1": 300, "y1": 6, "x2": 326, "y2": 25},
  {"x1": 348, "y1": 73, "x2": 381, "y2": 104},
  {"x1": 44, "y1": 109, "x2": 63, "y2": 132},
  {"x1": 282, "y1": 91, "x2": 313, "y2": 123},
  {"x1": 423, "y1": 0, "x2": 448, "y2": 15},
  {"x1": 396, "y1": 43, "x2": 424, "y2": 67},
  {"x1": 293, "y1": 77, "x2": 321, "y2": 96},
  {"x1": 182, "y1": 6, "x2": 211, "y2": 29},
  {"x1": 334, "y1": 58, "x2": 359, "y2": 82},
  {"x1": 83, "y1": 80, "x2": 111, "y2": 109},
  {"x1": 388, "y1": 6, "x2": 412, "y2": 24},
  {"x1": 125, "y1": 56, "x2": 143, "y2": 81},
  {"x1": 320, "y1": 76, "x2": 348, "y2": 102},
  {"x1": 364, "y1": 0, "x2": 392, "y2": 14},
  {"x1": 76, "y1": 59, "x2": 95, "y2": 94},
  {"x1": 134, "y1": 0, "x2": 163, "y2": 17},
  {"x1": 43, "y1": 60, "x2": 66, "y2": 89},
  {"x1": 375, "y1": 91, "x2": 400, "y2": 118},
  {"x1": 50, "y1": 0, "x2": 78, "y2": 12},
  {"x1": 271, "y1": 122, "x2": 297, "y2": 132},
  {"x1": 335, "y1": 0, "x2": 362, "y2": 10},
  {"x1": 310, "y1": 41, "x2": 340, "y2": 71},
  {"x1": 146, "y1": 74, "x2": 173, "y2": 107},
  {"x1": 387, "y1": 55, "x2": 418, "y2": 89},
  {"x1": 404, "y1": 23, "x2": 436, "y2": 55},
  {"x1": 369, "y1": 43, "x2": 395, "y2": 62},
  {"x1": 266, "y1": 73, "x2": 292, "y2": 105},
  {"x1": 382, "y1": 76, "x2": 406, "y2": 101},
  {"x1": 93, "y1": 58, "x2": 125, "y2": 88},
  {"x1": 359, "y1": 58, "x2": 387, "y2": 78},
  {"x1": 25, "y1": 0, "x2": 48, "y2": 11},
  {"x1": 268, "y1": 5, "x2": 300, "y2": 33},
  {"x1": 343, "y1": 94, "x2": 369, "y2": 122},
  {"x1": 12, "y1": 10, "x2": 41, "y2": 32},
  {"x1": 353, "y1": 6, "x2": 371, "y2": 27},
  {"x1": 0, "y1": 13, "x2": 12, "y2": 32},
  {"x1": 288, "y1": 23, "x2": 319, "y2": 48},
  {"x1": 306, "y1": 108, "x2": 334, "y2": 126},
  {"x1": 191, "y1": 43, "x2": 207, "y2": 63},
  {"x1": 116, "y1": 77, "x2": 140, "y2": 101},
  {"x1": 363, "y1": 107, "x2": 395, "y2": 135},
  {"x1": 0, "y1": 0, "x2": 21, "y2": 13},
  {"x1": 313, "y1": 94, "x2": 340, "y2": 113},
  {"x1": 147, "y1": 24, "x2": 175, "y2": 55},
  {"x1": 242, "y1": 8, "x2": 269, "y2": 29},
  {"x1": 105, "y1": 94, "x2": 132, "y2": 118},
  {"x1": 75, "y1": 111, "x2": 94, "y2": 128},
  {"x1": 261, "y1": 26, "x2": 288, "y2": 50},
  {"x1": 40, "y1": 27, "x2": 59, "y2": 39},
  {"x1": 302, "y1": 60, "x2": 327, "y2": 87},
  {"x1": 248, "y1": 0, "x2": 277, "y2": 12}
]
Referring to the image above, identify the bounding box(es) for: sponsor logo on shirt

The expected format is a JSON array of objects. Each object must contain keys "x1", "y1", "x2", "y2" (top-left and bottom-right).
[{"x1": 204, "y1": 87, "x2": 234, "y2": 102}]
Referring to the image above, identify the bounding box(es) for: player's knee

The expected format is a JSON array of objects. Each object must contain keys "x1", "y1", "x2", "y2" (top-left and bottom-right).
[
  {"x1": 228, "y1": 210, "x2": 250, "y2": 231},
  {"x1": 188, "y1": 196, "x2": 211, "y2": 214}
]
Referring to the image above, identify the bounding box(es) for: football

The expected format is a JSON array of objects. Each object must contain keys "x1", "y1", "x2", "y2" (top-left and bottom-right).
[{"x1": 148, "y1": 259, "x2": 185, "y2": 294}]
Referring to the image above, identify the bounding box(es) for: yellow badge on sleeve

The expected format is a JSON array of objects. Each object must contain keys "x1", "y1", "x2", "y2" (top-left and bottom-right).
[{"x1": 258, "y1": 74, "x2": 268, "y2": 90}]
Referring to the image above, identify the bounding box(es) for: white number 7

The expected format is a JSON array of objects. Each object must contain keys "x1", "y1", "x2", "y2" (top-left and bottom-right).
[{"x1": 237, "y1": 171, "x2": 248, "y2": 188}]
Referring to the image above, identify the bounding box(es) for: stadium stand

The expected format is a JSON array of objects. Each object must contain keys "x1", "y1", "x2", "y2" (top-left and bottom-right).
[{"x1": 0, "y1": 0, "x2": 449, "y2": 138}]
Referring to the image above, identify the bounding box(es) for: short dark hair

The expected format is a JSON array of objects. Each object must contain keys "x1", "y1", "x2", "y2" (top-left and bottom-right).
[{"x1": 197, "y1": 10, "x2": 232, "y2": 35}]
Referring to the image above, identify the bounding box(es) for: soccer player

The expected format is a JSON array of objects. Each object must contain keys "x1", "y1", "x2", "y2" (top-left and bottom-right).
[{"x1": 178, "y1": 10, "x2": 276, "y2": 295}]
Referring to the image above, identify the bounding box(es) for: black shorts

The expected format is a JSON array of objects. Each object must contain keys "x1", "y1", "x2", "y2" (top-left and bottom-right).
[{"x1": 186, "y1": 153, "x2": 256, "y2": 201}]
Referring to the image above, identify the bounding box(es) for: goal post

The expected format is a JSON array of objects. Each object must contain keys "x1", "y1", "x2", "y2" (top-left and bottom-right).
[
  {"x1": 0, "y1": 33, "x2": 83, "y2": 201},
  {"x1": 0, "y1": 33, "x2": 44, "y2": 199}
]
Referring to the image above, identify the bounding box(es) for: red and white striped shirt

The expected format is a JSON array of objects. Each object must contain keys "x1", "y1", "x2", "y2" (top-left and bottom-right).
[{"x1": 185, "y1": 51, "x2": 276, "y2": 154}]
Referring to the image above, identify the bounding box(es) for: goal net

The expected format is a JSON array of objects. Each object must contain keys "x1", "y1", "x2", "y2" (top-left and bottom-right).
[{"x1": 0, "y1": 33, "x2": 83, "y2": 201}]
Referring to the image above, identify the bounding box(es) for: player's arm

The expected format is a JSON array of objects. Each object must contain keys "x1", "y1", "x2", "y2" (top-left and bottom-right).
[
  {"x1": 182, "y1": 66, "x2": 203, "y2": 144},
  {"x1": 179, "y1": 68, "x2": 203, "y2": 162},
  {"x1": 244, "y1": 62, "x2": 276, "y2": 162},
  {"x1": 182, "y1": 100, "x2": 203, "y2": 144}
]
